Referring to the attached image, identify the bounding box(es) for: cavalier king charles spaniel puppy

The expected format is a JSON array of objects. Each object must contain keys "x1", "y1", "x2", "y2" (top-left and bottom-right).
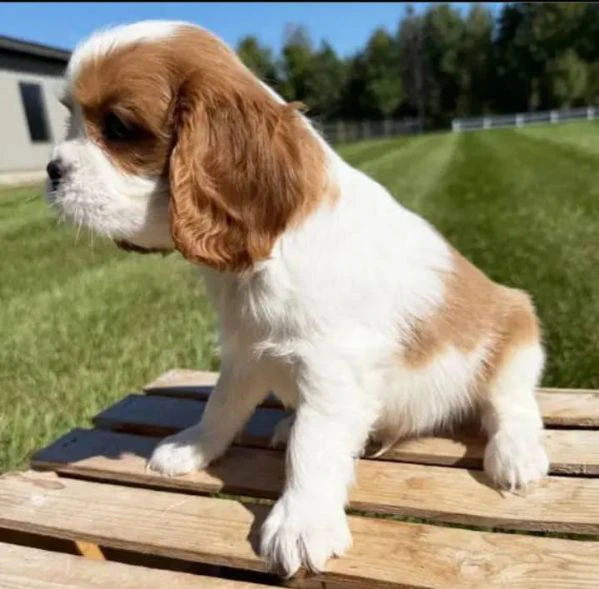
[{"x1": 46, "y1": 20, "x2": 549, "y2": 578}]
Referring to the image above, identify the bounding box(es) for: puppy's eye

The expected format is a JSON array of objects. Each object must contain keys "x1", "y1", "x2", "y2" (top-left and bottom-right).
[{"x1": 103, "y1": 112, "x2": 135, "y2": 141}]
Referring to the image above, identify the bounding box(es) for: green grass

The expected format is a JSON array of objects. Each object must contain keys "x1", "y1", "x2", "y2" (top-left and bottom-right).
[{"x1": 2, "y1": 120, "x2": 599, "y2": 472}]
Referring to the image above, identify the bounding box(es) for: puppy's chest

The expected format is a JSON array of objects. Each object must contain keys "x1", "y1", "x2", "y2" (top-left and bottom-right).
[{"x1": 214, "y1": 272, "x2": 308, "y2": 359}]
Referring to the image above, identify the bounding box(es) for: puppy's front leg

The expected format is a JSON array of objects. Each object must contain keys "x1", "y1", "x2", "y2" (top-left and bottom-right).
[
  {"x1": 149, "y1": 362, "x2": 266, "y2": 476},
  {"x1": 260, "y1": 377, "x2": 375, "y2": 577}
]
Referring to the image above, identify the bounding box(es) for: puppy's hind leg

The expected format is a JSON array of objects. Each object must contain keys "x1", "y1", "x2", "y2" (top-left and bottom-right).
[{"x1": 482, "y1": 338, "x2": 549, "y2": 491}]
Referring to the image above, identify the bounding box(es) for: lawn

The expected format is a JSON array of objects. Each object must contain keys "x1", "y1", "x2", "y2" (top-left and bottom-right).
[{"x1": 1, "y1": 121, "x2": 598, "y2": 472}]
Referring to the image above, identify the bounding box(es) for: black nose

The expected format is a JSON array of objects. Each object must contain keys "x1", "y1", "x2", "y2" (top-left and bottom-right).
[{"x1": 46, "y1": 159, "x2": 63, "y2": 182}]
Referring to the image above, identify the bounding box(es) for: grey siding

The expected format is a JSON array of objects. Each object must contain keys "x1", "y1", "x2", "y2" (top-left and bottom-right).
[{"x1": 0, "y1": 47, "x2": 69, "y2": 174}]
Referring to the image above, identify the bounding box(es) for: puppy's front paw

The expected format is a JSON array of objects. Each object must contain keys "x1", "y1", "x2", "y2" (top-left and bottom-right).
[
  {"x1": 484, "y1": 429, "x2": 549, "y2": 491},
  {"x1": 148, "y1": 427, "x2": 212, "y2": 476},
  {"x1": 260, "y1": 494, "x2": 352, "y2": 577}
]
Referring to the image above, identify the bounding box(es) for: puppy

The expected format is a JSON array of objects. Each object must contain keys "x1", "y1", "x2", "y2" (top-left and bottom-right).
[{"x1": 46, "y1": 20, "x2": 549, "y2": 577}]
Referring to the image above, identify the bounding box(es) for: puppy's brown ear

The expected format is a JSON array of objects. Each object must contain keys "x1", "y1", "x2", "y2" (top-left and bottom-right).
[{"x1": 169, "y1": 75, "x2": 325, "y2": 271}]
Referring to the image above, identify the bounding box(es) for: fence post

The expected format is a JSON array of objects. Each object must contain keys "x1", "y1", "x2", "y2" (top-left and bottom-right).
[
  {"x1": 336, "y1": 120, "x2": 344, "y2": 143},
  {"x1": 516, "y1": 114, "x2": 524, "y2": 128},
  {"x1": 588, "y1": 106, "x2": 595, "y2": 121},
  {"x1": 550, "y1": 110, "x2": 558, "y2": 124},
  {"x1": 361, "y1": 120, "x2": 370, "y2": 140},
  {"x1": 383, "y1": 118, "x2": 391, "y2": 137},
  {"x1": 452, "y1": 120, "x2": 460, "y2": 132},
  {"x1": 483, "y1": 117, "x2": 491, "y2": 130}
]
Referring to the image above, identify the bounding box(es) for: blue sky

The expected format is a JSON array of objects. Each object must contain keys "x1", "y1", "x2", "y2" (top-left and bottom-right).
[{"x1": 0, "y1": 2, "x2": 501, "y2": 58}]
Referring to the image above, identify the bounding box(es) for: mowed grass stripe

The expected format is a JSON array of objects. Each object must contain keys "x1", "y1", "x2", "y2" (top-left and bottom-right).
[
  {"x1": 337, "y1": 136, "x2": 409, "y2": 166},
  {"x1": 359, "y1": 133, "x2": 437, "y2": 176},
  {"x1": 472, "y1": 129, "x2": 598, "y2": 273},
  {"x1": 378, "y1": 132, "x2": 459, "y2": 210},
  {"x1": 516, "y1": 121, "x2": 599, "y2": 159}
]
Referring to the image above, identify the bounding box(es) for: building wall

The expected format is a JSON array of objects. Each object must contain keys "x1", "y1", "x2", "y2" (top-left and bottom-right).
[{"x1": 0, "y1": 56, "x2": 69, "y2": 174}]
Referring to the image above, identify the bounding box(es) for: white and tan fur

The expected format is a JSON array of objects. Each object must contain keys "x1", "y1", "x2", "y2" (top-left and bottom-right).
[{"x1": 46, "y1": 20, "x2": 549, "y2": 578}]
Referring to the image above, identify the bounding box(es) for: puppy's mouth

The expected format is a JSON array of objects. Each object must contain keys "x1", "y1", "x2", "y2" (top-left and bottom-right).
[{"x1": 114, "y1": 239, "x2": 173, "y2": 256}]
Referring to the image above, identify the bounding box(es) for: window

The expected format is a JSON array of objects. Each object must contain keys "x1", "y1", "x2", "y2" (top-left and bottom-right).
[{"x1": 19, "y1": 82, "x2": 51, "y2": 143}]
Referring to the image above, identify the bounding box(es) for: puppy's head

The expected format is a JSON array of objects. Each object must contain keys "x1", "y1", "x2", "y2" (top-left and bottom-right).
[{"x1": 48, "y1": 21, "x2": 325, "y2": 271}]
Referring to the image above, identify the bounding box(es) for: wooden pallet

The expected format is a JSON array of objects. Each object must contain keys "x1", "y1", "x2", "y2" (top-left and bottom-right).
[{"x1": 2, "y1": 368, "x2": 599, "y2": 588}]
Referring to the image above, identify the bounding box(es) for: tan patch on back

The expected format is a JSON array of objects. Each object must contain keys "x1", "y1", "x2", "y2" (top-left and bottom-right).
[{"x1": 402, "y1": 245, "x2": 540, "y2": 387}]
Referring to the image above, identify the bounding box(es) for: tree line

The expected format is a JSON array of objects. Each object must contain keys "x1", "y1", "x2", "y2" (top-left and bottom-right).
[{"x1": 237, "y1": 3, "x2": 599, "y2": 129}]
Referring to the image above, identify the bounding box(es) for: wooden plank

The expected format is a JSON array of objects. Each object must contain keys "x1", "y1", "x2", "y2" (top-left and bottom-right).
[
  {"x1": 92, "y1": 395, "x2": 599, "y2": 475},
  {"x1": 144, "y1": 370, "x2": 599, "y2": 428},
  {"x1": 32, "y1": 428, "x2": 599, "y2": 535},
  {"x1": 0, "y1": 542, "x2": 271, "y2": 588},
  {"x1": 380, "y1": 429, "x2": 599, "y2": 475},
  {"x1": 1, "y1": 471, "x2": 598, "y2": 588},
  {"x1": 94, "y1": 394, "x2": 289, "y2": 443},
  {"x1": 144, "y1": 368, "x2": 218, "y2": 391},
  {"x1": 144, "y1": 369, "x2": 282, "y2": 408},
  {"x1": 537, "y1": 387, "x2": 599, "y2": 395},
  {"x1": 147, "y1": 369, "x2": 599, "y2": 398},
  {"x1": 536, "y1": 391, "x2": 599, "y2": 427}
]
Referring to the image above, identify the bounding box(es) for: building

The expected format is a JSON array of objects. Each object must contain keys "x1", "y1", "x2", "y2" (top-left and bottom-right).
[{"x1": 0, "y1": 34, "x2": 70, "y2": 182}]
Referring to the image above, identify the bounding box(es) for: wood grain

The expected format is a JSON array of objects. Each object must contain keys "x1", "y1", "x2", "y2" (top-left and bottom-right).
[
  {"x1": 2, "y1": 471, "x2": 598, "y2": 588},
  {"x1": 0, "y1": 542, "x2": 271, "y2": 588},
  {"x1": 144, "y1": 369, "x2": 282, "y2": 408},
  {"x1": 535, "y1": 391, "x2": 599, "y2": 427},
  {"x1": 144, "y1": 368, "x2": 219, "y2": 391},
  {"x1": 144, "y1": 369, "x2": 599, "y2": 427},
  {"x1": 92, "y1": 394, "x2": 599, "y2": 475},
  {"x1": 32, "y1": 428, "x2": 599, "y2": 535}
]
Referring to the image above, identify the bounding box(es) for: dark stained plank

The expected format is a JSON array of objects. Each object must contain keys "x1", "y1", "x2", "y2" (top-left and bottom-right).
[
  {"x1": 92, "y1": 394, "x2": 599, "y2": 475},
  {"x1": 93, "y1": 394, "x2": 289, "y2": 444}
]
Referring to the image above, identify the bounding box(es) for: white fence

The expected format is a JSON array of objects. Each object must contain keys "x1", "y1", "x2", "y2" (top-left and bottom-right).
[
  {"x1": 452, "y1": 106, "x2": 598, "y2": 132},
  {"x1": 315, "y1": 118, "x2": 423, "y2": 144}
]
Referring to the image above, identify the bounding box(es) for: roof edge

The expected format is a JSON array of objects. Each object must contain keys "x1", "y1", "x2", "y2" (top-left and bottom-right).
[{"x1": 0, "y1": 33, "x2": 71, "y2": 62}]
